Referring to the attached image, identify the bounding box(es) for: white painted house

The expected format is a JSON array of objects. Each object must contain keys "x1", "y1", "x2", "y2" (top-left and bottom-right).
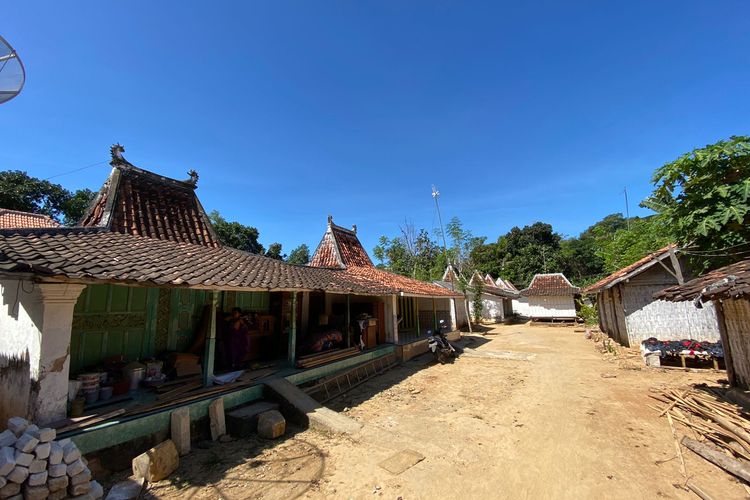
[
  {"x1": 467, "y1": 272, "x2": 516, "y2": 322},
  {"x1": 519, "y1": 273, "x2": 579, "y2": 320}
]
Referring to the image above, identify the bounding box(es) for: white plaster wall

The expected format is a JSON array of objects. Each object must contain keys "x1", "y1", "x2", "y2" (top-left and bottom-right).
[
  {"x1": 469, "y1": 294, "x2": 505, "y2": 322},
  {"x1": 0, "y1": 280, "x2": 84, "y2": 424},
  {"x1": 513, "y1": 297, "x2": 530, "y2": 317},
  {"x1": 0, "y1": 279, "x2": 43, "y2": 421},
  {"x1": 622, "y1": 285, "x2": 720, "y2": 344},
  {"x1": 528, "y1": 295, "x2": 576, "y2": 319}
]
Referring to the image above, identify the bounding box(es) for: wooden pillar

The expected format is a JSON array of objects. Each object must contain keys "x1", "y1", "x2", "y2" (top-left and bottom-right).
[
  {"x1": 203, "y1": 290, "x2": 219, "y2": 387},
  {"x1": 391, "y1": 295, "x2": 399, "y2": 343},
  {"x1": 432, "y1": 298, "x2": 437, "y2": 331},
  {"x1": 288, "y1": 292, "x2": 298, "y2": 366},
  {"x1": 346, "y1": 294, "x2": 351, "y2": 348},
  {"x1": 416, "y1": 298, "x2": 421, "y2": 336},
  {"x1": 715, "y1": 300, "x2": 735, "y2": 386}
]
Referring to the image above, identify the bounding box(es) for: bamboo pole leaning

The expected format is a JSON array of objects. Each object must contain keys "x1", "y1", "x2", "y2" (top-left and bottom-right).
[{"x1": 650, "y1": 385, "x2": 750, "y2": 489}]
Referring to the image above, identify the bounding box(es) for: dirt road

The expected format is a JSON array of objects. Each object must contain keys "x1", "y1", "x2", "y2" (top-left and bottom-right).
[{"x1": 147, "y1": 324, "x2": 746, "y2": 499}]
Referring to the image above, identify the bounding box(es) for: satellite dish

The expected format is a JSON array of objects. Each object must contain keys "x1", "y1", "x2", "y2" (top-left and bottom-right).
[{"x1": 0, "y1": 35, "x2": 25, "y2": 105}]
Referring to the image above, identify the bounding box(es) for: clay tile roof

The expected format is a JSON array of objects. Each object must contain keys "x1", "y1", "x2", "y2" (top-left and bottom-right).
[
  {"x1": 582, "y1": 245, "x2": 676, "y2": 294},
  {"x1": 655, "y1": 258, "x2": 750, "y2": 302},
  {"x1": 469, "y1": 270, "x2": 519, "y2": 299},
  {"x1": 309, "y1": 217, "x2": 459, "y2": 297},
  {"x1": 0, "y1": 209, "x2": 60, "y2": 229},
  {"x1": 80, "y1": 144, "x2": 220, "y2": 247},
  {"x1": 0, "y1": 228, "x2": 460, "y2": 297},
  {"x1": 310, "y1": 218, "x2": 373, "y2": 268},
  {"x1": 520, "y1": 273, "x2": 579, "y2": 296},
  {"x1": 495, "y1": 277, "x2": 518, "y2": 291}
]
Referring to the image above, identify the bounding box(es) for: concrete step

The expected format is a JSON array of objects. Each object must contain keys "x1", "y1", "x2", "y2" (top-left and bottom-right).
[
  {"x1": 264, "y1": 378, "x2": 362, "y2": 435},
  {"x1": 226, "y1": 401, "x2": 280, "y2": 438}
]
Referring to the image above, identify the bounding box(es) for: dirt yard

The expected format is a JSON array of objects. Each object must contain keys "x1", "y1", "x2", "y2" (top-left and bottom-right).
[{"x1": 143, "y1": 324, "x2": 747, "y2": 499}]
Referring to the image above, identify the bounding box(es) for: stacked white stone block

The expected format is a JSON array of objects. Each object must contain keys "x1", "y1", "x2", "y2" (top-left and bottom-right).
[{"x1": 0, "y1": 417, "x2": 103, "y2": 500}]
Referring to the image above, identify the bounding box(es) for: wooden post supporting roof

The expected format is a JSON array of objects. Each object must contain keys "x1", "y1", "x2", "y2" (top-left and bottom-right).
[
  {"x1": 288, "y1": 292, "x2": 298, "y2": 366},
  {"x1": 346, "y1": 294, "x2": 351, "y2": 348},
  {"x1": 203, "y1": 290, "x2": 219, "y2": 387}
]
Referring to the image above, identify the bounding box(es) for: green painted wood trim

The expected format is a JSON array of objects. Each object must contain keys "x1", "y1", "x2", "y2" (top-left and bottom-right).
[
  {"x1": 69, "y1": 345, "x2": 396, "y2": 455},
  {"x1": 145, "y1": 288, "x2": 159, "y2": 354}
]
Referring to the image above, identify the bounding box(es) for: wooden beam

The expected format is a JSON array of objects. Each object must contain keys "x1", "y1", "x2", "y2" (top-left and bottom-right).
[
  {"x1": 288, "y1": 292, "x2": 298, "y2": 366},
  {"x1": 668, "y1": 246, "x2": 685, "y2": 285}
]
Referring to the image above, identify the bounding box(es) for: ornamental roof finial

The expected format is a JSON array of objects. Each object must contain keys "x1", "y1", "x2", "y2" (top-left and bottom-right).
[{"x1": 110, "y1": 143, "x2": 126, "y2": 164}]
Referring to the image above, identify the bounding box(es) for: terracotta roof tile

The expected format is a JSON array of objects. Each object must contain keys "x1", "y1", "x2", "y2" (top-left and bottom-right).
[
  {"x1": 656, "y1": 258, "x2": 750, "y2": 302},
  {"x1": 583, "y1": 245, "x2": 676, "y2": 294},
  {"x1": 0, "y1": 209, "x2": 59, "y2": 229},
  {"x1": 0, "y1": 228, "x2": 458, "y2": 297},
  {"x1": 81, "y1": 146, "x2": 219, "y2": 247},
  {"x1": 520, "y1": 273, "x2": 579, "y2": 296}
]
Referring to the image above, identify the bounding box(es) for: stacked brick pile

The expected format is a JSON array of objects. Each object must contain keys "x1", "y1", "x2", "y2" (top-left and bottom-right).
[{"x1": 0, "y1": 418, "x2": 103, "y2": 500}]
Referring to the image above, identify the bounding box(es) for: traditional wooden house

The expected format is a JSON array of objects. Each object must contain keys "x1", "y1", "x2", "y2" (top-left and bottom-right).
[
  {"x1": 309, "y1": 218, "x2": 463, "y2": 344},
  {"x1": 656, "y1": 259, "x2": 750, "y2": 389},
  {"x1": 519, "y1": 273, "x2": 578, "y2": 321},
  {"x1": 0, "y1": 145, "x2": 460, "y2": 454},
  {"x1": 583, "y1": 245, "x2": 720, "y2": 347}
]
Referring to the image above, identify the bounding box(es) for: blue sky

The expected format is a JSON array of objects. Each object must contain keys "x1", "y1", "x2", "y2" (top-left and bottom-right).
[{"x1": 2, "y1": 1, "x2": 749, "y2": 255}]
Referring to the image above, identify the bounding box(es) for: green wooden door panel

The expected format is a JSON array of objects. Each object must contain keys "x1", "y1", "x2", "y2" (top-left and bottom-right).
[
  {"x1": 71, "y1": 285, "x2": 158, "y2": 375},
  {"x1": 169, "y1": 289, "x2": 206, "y2": 352}
]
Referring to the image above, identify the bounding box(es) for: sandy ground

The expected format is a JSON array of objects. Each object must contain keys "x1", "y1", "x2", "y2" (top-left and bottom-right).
[{"x1": 144, "y1": 324, "x2": 748, "y2": 499}]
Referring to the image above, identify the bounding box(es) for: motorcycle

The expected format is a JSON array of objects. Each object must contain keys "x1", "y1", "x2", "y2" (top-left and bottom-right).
[{"x1": 428, "y1": 319, "x2": 457, "y2": 364}]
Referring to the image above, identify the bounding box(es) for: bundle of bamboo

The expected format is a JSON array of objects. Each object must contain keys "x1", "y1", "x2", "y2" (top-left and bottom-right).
[{"x1": 649, "y1": 386, "x2": 750, "y2": 496}]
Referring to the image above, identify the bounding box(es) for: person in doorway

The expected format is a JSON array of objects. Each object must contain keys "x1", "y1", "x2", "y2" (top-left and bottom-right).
[{"x1": 227, "y1": 307, "x2": 249, "y2": 368}]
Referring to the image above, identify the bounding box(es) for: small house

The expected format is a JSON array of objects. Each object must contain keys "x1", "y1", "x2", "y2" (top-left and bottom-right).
[
  {"x1": 656, "y1": 259, "x2": 750, "y2": 389},
  {"x1": 519, "y1": 273, "x2": 578, "y2": 321},
  {"x1": 466, "y1": 271, "x2": 516, "y2": 322},
  {"x1": 583, "y1": 245, "x2": 720, "y2": 347}
]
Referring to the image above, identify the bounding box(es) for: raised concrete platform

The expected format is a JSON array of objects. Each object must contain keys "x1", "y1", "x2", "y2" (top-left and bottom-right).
[{"x1": 264, "y1": 379, "x2": 362, "y2": 435}]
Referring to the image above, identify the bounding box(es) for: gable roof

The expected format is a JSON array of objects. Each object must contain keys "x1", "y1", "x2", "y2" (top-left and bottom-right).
[
  {"x1": 469, "y1": 270, "x2": 519, "y2": 299},
  {"x1": 0, "y1": 209, "x2": 59, "y2": 229},
  {"x1": 655, "y1": 258, "x2": 750, "y2": 303},
  {"x1": 80, "y1": 144, "x2": 220, "y2": 247},
  {"x1": 583, "y1": 245, "x2": 677, "y2": 294},
  {"x1": 495, "y1": 277, "x2": 518, "y2": 291},
  {"x1": 520, "y1": 273, "x2": 579, "y2": 296},
  {"x1": 309, "y1": 217, "x2": 373, "y2": 268},
  {"x1": 309, "y1": 217, "x2": 459, "y2": 297}
]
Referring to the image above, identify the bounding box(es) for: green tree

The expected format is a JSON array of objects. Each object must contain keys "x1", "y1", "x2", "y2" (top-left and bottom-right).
[
  {"x1": 265, "y1": 242, "x2": 285, "y2": 260},
  {"x1": 0, "y1": 170, "x2": 95, "y2": 225},
  {"x1": 61, "y1": 188, "x2": 96, "y2": 225},
  {"x1": 595, "y1": 216, "x2": 671, "y2": 273},
  {"x1": 287, "y1": 244, "x2": 310, "y2": 265},
  {"x1": 207, "y1": 210, "x2": 264, "y2": 254},
  {"x1": 642, "y1": 135, "x2": 750, "y2": 270},
  {"x1": 471, "y1": 276, "x2": 485, "y2": 323}
]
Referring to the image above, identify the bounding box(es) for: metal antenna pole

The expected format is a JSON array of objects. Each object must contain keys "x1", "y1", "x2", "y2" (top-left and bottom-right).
[
  {"x1": 432, "y1": 185, "x2": 450, "y2": 263},
  {"x1": 623, "y1": 187, "x2": 631, "y2": 230}
]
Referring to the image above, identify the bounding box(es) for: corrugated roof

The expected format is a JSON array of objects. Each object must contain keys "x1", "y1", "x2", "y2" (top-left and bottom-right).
[
  {"x1": 655, "y1": 258, "x2": 750, "y2": 302},
  {"x1": 582, "y1": 245, "x2": 676, "y2": 294},
  {"x1": 0, "y1": 209, "x2": 59, "y2": 229},
  {"x1": 520, "y1": 273, "x2": 579, "y2": 296}
]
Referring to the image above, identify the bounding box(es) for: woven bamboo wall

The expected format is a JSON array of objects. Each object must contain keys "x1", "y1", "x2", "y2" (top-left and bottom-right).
[
  {"x1": 621, "y1": 284, "x2": 720, "y2": 345},
  {"x1": 723, "y1": 299, "x2": 750, "y2": 390}
]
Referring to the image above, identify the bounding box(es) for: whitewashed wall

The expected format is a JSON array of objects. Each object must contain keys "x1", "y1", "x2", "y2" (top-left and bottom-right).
[
  {"x1": 527, "y1": 295, "x2": 576, "y2": 319},
  {"x1": 0, "y1": 279, "x2": 43, "y2": 422},
  {"x1": 468, "y1": 294, "x2": 506, "y2": 322},
  {"x1": 513, "y1": 297, "x2": 530, "y2": 317},
  {"x1": 621, "y1": 284, "x2": 720, "y2": 344}
]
